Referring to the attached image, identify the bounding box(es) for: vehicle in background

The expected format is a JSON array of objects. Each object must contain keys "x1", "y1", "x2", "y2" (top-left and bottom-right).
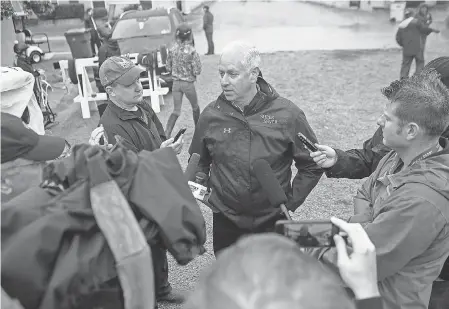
[{"x1": 110, "y1": 7, "x2": 193, "y2": 89}]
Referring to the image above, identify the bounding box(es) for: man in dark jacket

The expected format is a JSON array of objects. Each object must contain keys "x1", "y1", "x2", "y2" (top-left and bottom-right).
[
  {"x1": 98, "y1": 56, "x2": 186, "y2": 304},
  {"x1": 310, "y1": 71, "x2": 449, "y2": 309},
  {"x1": 396, "y1": 9, "x2": 439, "y2": 79},
  {"x1": 311, "y1": 57, "x2": 449, "y2": 309},
  {"x1": 189, "y1": 41, "x2": 323, "y2": 255},
  {"x1": 203, "y1": 5, "x2": 214, "y2": 55}
]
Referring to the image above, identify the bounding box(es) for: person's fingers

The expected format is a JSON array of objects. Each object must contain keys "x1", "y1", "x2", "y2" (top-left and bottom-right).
[
  {"x1": 334, "y1": 234, "x2": 350, "y2": 265},
  {"x1": 331, "y1": 217, "x2": 374, "y2": 253},
  {"x1": 315, "y1": 144, "x2": 333, "y2": 153},
  {"x1": 309, "y1": 150, "x2": 323, "y2": 158}
]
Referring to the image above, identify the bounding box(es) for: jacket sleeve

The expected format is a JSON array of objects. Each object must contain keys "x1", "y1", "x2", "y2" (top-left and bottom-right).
[
  {"x1": 395, "y1": 28, "x2": 403, "y2": 47},
  {"x1": 102, "y1": 122, "x2": 139, "y2": 149},
  {"x1": 326, "y1": 127, "x2": 390, "y2": 179},
  {"x1": 192, "y1": 51, "x2": 202, "y2": 77},
  {"x1": 166, "y1": 49, "x2": 173, "y2": 73},
  {"x1": 356, "y1": 297, "x2": 383, "y2": 309},
  {"x1": 98, "y1": 46, "x2": 107, "y2": 69},
  {"x1": 188, "y1": 109, "x2": 212, "y2": 175},
  {"x1": 416, "y1": 20, "x2": 434, "y2": 36},
  {"x1": 349, "y1": 169, "x2": 377, "y2": 224},
  {"x1": 320, "y1": 185, "x2": 446, "y2": 281},
  {"x1": 287, "y1": 109, "x2": 324, "y2": 211}
]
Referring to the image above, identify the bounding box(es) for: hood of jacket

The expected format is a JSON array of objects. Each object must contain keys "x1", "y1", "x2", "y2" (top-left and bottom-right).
[
  {"x1": 387, "y1": 137, "x2": 449, "y2": 200},
  {"x1": 398, "y1": 16, "x2": 415, "y2": 29}
]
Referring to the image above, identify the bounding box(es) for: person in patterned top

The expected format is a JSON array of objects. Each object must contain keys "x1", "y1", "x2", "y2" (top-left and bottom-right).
[{"x1": 165, "y1": 23, "x2": 202, "y2": 138}]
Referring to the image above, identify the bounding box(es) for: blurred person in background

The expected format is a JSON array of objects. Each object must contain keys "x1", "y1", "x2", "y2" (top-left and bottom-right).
[
  {"x1": 396, "y1": 9, "x2": 439, "y2": 79},
  {"x1": 84, "y1": 8, "x2": 101, "y2": 56},
  {"x1": 186, "y1": 217, "x2": 382, "y2": 309},
  {"x1": 94, "y1": 25, "x2": 121, "y2": 116},
  {"x1": 203, "y1": 5, "x2": 214, "y2": 55},
  {"x1": 309, "y1": 71, "x2": 449, "y2": 309},
  {"x1": 165, "y1": 23, "x2": 202, "y2": 138}
]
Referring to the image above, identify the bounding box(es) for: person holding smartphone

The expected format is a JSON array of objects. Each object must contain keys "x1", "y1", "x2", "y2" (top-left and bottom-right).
[{"x1": 97, "y1": 56, "x2": 186, "y2": 304}]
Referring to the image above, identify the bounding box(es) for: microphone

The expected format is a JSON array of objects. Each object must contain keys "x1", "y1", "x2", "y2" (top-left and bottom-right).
[
  {"x1": 185, "y1": 153, "x2": 200, "y2": 182},
  {"x1": 252, "y1": 159, "x2": 292, "y2": 220}
]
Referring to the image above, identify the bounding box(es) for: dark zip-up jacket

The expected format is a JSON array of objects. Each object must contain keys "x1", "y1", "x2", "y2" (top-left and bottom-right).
[
  {"x1": 99, "y1": 100, "x2": 167, "y2": 152},
  {"x1": 189, "y1": 77, "x2": 323, "y2": 229}
]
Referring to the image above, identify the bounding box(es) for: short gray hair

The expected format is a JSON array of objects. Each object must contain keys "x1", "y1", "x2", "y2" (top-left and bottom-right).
[
  {"x1": 221, "y1": 41, "x2": 261, "y2": 72},
  {"x1": 185, "y1": 234, "x2": 354, "y2": 309}
]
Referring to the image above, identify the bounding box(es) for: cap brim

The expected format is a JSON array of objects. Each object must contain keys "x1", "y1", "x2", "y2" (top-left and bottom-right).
[
  {"x1": 116, "y1": 65, "x2": 145, "y2": 86},
  {"x1": 22, "y1": 135, "x2": 66, "y2": 161}
]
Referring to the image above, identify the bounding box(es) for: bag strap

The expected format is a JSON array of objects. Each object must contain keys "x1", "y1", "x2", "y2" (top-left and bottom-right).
[{"x1": 85, "y1": 148, "x2": 155, "y2": 309}]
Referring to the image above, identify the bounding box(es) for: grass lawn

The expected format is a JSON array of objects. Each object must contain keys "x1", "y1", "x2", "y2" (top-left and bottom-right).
[{"x1": 40, "y1": 45, "x2": 446, "y2": 308}]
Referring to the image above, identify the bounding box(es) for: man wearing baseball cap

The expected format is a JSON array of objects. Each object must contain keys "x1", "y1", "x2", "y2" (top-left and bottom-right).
[
  {"x1": 98, "y1": 56, "x2": 186, "y2": 304},
  {"x1": 1, "y1": 112, "x2": 69, "y2": 203}
]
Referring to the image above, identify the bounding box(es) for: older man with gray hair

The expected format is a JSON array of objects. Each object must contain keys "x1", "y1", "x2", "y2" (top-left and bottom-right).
[{"x1": 189, "y1": 41, "x2": 323, "y2": 255}]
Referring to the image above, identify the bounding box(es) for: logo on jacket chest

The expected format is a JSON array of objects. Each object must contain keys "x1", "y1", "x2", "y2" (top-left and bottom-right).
[{"x1": 260, "y1": 114, "x2": 277, "y2": 124}]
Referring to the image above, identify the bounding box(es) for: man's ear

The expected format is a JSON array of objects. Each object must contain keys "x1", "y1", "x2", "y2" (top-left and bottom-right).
[
  {"x1": 405, "y1": 122, "x2": 420, "y2": 140},
  {"x1": 105, "y1": 86, "x2": 115, "y2": 97},
  {"x1": 249, "y1": 67, "x2": 259, "y2": 83}
]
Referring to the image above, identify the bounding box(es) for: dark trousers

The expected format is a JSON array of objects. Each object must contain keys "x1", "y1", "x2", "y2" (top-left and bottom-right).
[
  {"x1": 90, "y1": 30, "x2": 101, "y2": 56},
  {"x1": 151, "y1": 244, "x2": 172, "y2": 298},
  {"x1": 205, "y1": 31, "x2": 214, "y2": 55},
  {"x1": 212, "y1": 212, "x2": 285, "y2": 256},
  {"x1": 400, "y1": 54, "x2": 424, "y2": 79},
  {"x1": 429, "y1": 280, "x2": 449, "y2": 309}
]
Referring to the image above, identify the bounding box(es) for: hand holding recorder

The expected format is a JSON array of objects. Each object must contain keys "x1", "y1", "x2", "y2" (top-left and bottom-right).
[{"x1": 297, "y1": 132, "x2": 338, "y2": 168}]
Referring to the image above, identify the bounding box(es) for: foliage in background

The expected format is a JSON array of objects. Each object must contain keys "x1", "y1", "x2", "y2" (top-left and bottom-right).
[{"x1": 1, "y1": 1, "x2": 32, "y2": 20}]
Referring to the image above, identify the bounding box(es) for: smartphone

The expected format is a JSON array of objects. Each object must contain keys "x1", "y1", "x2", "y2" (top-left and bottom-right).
[
  {"x1": 297, "y1": 132, "x2": 318, "y2": 152},
  {"x1": 173, "y1": 128, "x2": 187, "y2": 142},
  {"x1": 275, "y1": 220, "x2": 340, "y2": 247}
]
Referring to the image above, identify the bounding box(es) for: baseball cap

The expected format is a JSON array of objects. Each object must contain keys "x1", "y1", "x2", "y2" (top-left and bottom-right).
[
  {"x1": 1, "y1": 113, "x2": 66, "y2": 163},
  {"x1": 176, "y1": 23, "x2": 192, "y2": 40},
  {"x1": 99, "y1": 56, "x2": 144, "y2": 87}
]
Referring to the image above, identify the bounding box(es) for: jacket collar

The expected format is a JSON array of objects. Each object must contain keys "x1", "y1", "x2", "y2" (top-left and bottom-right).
[
  {"x1": 380, "y1": 137, "x2": 449, "y2": 189},
  {"x1": 215, "y1": 77, "x2": 279, "y2": 116},
  {"x1": 107, "y1": 100, "x2": 147, "y2": 121}
]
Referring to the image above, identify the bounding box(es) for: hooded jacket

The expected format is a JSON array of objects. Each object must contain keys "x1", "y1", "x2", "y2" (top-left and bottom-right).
[
  {"x1": 317, "y1": 138, "x2": 449, "y2": 309},
  {"x1": 189, "y1": 77, "x2": 323, "y2": 229},
  {"x1": 396, "y1": 16, "x2": 434, "y2": 56},
  {"x1": 1, "y1": 144, "x2": 206, "y2": 309}
]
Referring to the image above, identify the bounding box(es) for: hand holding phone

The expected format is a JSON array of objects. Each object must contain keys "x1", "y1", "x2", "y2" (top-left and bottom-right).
[
  {"x1": 297, "y1": 132, "x2": 318, "y2": 152},
  {"x1": 173, "y1": 128, "x2": 187, "y2": 143},
  {"x1": 275, "y1": 220, "x2": 342, "y2": 247}
]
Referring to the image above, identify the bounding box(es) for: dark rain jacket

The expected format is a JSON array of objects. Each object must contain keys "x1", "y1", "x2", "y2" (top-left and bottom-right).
[
  {"x1": 189, "y1": 77, "x2": 323, "y2": 229},
  {"x1": 316, "y1": 138, "x2": 449, "y2": 309},
  {"x1": 396, "y1": 17, "x2": 435, "y2": 56},
  {"x1": 99, "y1": 101, "x2": 167, "y2": 152},
  {"x1": 1, "y1": 144, "x2": 206, "y2": 309}
]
